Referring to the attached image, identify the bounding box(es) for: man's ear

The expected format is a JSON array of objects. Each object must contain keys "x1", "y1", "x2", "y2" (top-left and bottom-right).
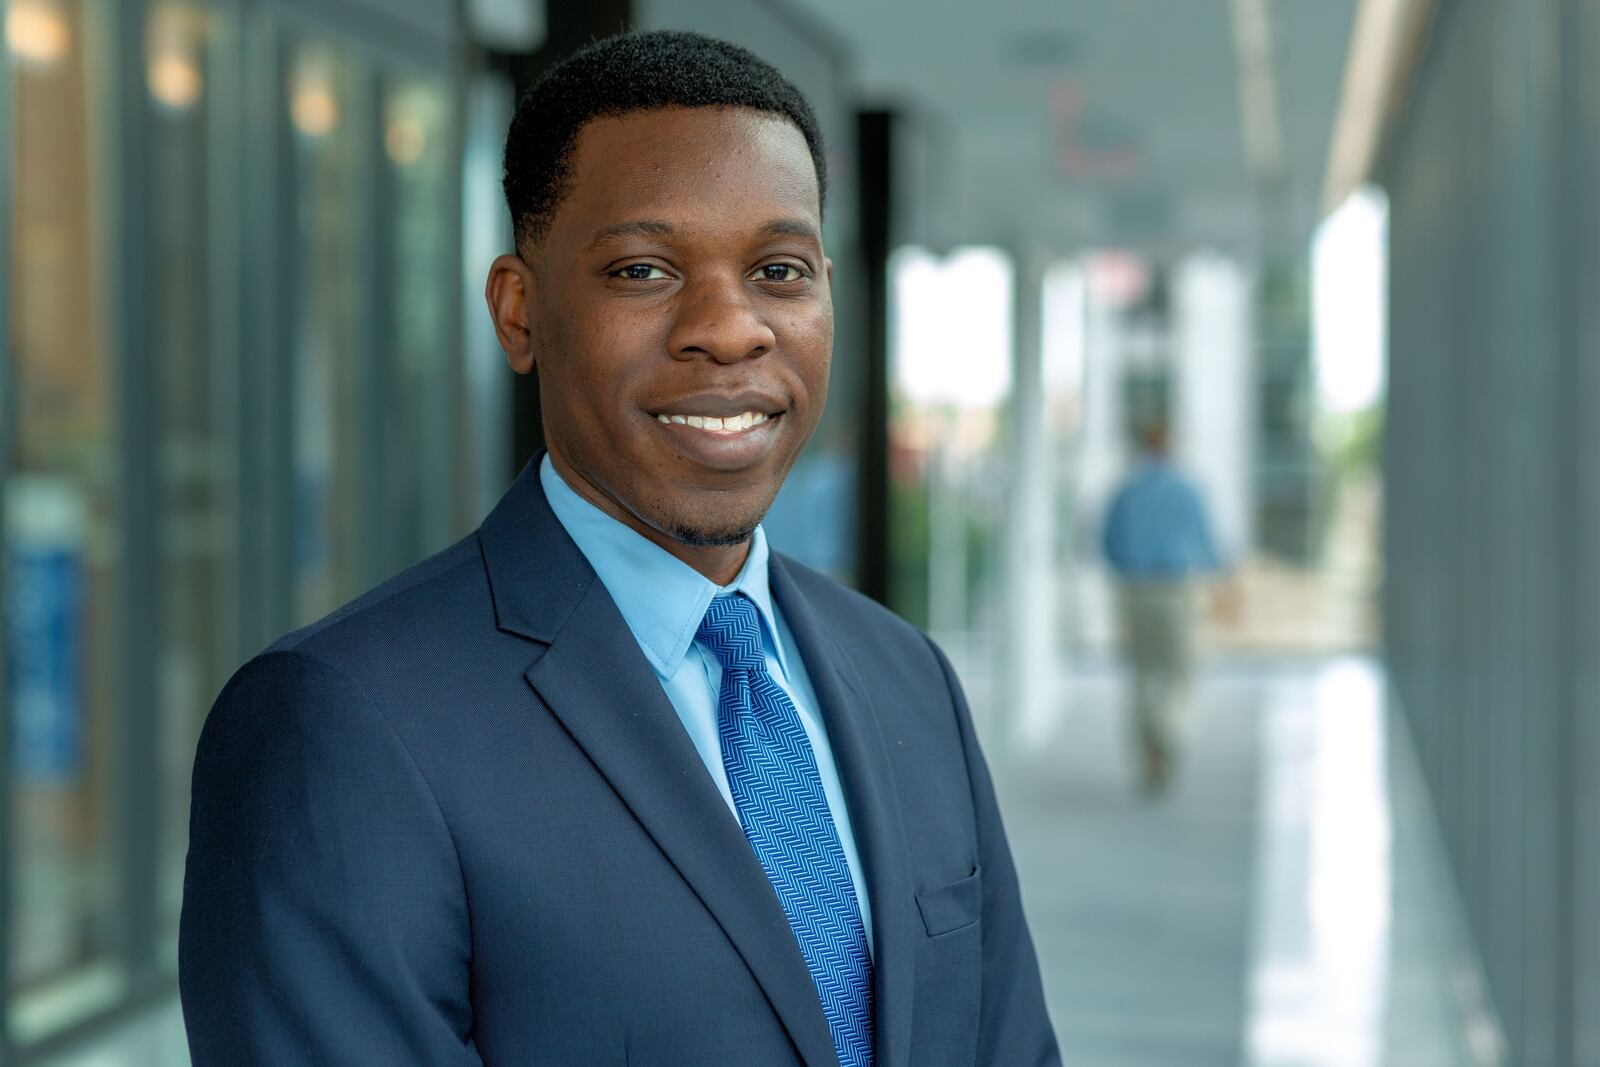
[{"x1": 485, "y1": 253, "x2": 538, "y2": 375}]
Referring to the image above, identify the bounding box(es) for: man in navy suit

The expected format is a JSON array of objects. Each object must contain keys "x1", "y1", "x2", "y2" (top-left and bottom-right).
[{"x1": 180, "y1": 30, "x2": 1059, "y2": 1065}]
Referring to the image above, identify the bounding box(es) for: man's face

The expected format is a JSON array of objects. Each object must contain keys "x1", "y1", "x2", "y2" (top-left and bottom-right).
[{"x1": 521, "y1": 106, "x2": 831, "y2": 547}]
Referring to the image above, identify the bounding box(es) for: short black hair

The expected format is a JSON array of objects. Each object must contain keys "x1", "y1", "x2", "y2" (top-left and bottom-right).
[{"x1": 501, "y1": 30, "x2": 828, "y2": 254}]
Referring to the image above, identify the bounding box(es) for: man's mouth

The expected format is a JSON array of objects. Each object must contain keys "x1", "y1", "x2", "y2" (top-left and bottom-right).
[
  {"x1": 647, "y1": 390, "x2": 788, "y2": 439},
  {"x1": 645, "y1": 393, "x2": 789, "y2": 471},
  {"x1": 653, "y1": 410, "x2": 775, "y2": 435}
]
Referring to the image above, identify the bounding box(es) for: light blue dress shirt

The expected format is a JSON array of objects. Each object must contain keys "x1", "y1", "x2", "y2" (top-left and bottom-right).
[
  {"x1": 539, "y1": 456, "x2": 874, "y2": 954},
  {"x1": 1102, "y1": 459, "x2": 1224, "y2": 578}
]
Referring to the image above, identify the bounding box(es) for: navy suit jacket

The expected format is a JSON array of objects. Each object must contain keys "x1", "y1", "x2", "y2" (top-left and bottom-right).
[{"x1": 180, "y1": 458, "x2": 1059, "y2": 1065}]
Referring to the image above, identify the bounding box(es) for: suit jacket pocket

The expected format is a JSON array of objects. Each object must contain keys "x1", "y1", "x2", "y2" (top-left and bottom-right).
[{"x1": 915, "y1": 866, "x2": 981, "y2": 937}]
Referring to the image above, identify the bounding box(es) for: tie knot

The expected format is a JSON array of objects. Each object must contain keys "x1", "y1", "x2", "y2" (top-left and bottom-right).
[{"x1": 696, "y1": 593, "x2": 766, "y2": 673}]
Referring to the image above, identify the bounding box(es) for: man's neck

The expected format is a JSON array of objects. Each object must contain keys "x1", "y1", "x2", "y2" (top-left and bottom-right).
[{"x1": 545, "y1": 450, "x2": 751, "y2": 586}]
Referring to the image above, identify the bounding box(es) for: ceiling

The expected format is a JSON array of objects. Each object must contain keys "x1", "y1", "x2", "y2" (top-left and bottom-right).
[{"x1": 789, "y1": 0, "x2": 1358, "y2": 260}]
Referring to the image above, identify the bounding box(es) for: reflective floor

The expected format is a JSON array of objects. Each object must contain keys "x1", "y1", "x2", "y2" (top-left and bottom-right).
[
  {"x1": 987, "y1": 655, "x2": 1491, "y2": 1067},
  {"x1": 36, "y1": 657, "x2": 1489, "y2": 1067}
]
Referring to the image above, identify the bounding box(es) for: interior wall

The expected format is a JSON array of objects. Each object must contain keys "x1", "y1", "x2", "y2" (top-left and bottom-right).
[{"x1": 1380, "y1": 0, "x2": 1595, "y2": 1061}]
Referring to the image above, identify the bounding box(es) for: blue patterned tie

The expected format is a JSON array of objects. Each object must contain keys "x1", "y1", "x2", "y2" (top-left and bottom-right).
[{"x1": 697, "y1": 593, "x2": 874, "y2": 1066}]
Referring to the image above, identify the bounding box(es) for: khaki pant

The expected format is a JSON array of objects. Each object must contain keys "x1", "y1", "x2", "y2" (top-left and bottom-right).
[{"x1": 1116, "y1": 581, "x2": 1199, "y2": 780}]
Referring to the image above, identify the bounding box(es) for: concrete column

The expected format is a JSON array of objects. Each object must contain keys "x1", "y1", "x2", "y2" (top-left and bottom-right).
[
  {"x1": 999, "y1": 246, "x2": 1056, "y2": 747},
  {"x1": 1174, "y1": 254, "x2": 1253, "y2": 560}
]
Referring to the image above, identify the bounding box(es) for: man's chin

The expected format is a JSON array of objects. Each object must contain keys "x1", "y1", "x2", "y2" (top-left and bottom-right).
[
  {"x1": 667, "y1": 521, "x2": 759, "y2": 548},
  {"x1": 648, "y1": 480, "x2": 781, "y2": 550}
]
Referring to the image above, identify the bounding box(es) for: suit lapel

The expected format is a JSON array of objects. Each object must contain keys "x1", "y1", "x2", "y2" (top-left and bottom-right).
[
  {"x1": 770, "y1": 558, "x2": 919, "y2": 1067},
  {"x1": 479, "y1": 460, "x2": 840, "y2": 1067}
]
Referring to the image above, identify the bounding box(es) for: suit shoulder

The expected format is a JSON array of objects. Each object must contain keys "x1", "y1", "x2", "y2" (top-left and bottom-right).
[
  {"x1": 195, "y1": 645, "x2": 397, "y2": 806},
  {"x1": 197, "y1": 537, "x2": 502, "y2": 810}
]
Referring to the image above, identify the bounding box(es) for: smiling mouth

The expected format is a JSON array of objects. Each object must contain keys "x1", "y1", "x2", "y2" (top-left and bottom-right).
[{"x1": 653, "y1": 410, "x2": 778, "y2": 435}]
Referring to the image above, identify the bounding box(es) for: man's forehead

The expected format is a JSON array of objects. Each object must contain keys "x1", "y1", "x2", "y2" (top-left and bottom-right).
[{"x1": 547, "y1": 110, "x2": 822, "y2": 246}]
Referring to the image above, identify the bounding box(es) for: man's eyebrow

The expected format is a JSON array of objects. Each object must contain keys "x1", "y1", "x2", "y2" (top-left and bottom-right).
[
  {"x1": 584, "y1": 218, "x2": 822, "y2": 251},
  {"x1": 757, "y1": 219, "x2": 822, "y2": 243},
  {"x1": 585, "y1": 220, "x2": 677, "y2": 250}
]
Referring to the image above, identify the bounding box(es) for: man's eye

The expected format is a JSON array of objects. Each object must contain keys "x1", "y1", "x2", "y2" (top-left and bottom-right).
[
  {"x1": 615, "y1": 264, "x2": 668, "y2": 281},
  {"x1": 759, "y1": 264, "x2": 804, "y2": 282}
]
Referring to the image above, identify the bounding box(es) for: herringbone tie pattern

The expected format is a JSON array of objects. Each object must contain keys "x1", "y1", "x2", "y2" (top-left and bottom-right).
[{"x1": 698, "y1": 593, "x2": 874, "y2": 1066}]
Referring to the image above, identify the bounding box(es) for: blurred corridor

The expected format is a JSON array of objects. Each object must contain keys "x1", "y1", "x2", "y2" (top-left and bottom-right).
[{"x1": 5, "y1": 0, "x2": 1598, "y2": 1063}]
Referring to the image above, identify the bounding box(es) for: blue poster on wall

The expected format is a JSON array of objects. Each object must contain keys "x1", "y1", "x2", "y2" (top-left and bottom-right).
[{"x1": 7, "y1": 477, "x2": 86, "y2": 784}]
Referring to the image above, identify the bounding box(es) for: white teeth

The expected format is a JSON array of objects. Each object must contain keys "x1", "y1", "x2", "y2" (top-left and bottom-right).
[{"x1": 658, "y1": 410, "x2": 775, "y2": 432}]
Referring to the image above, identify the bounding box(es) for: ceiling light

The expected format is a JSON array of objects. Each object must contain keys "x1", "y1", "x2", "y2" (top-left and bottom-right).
[
  {"x1": 147, "y1": 5, "x2": 207, "y2": 111},
  {"x1": 385, "y1": 115, "x2": 426, "y2": 166},
  {"x1": 1230, "y1": 0, "x2": 1285, "y2": 182},
  {"x1": 291, "y1": 56, "x2": 339, "y2": 138},
  {"x1": 6, "y1": 0, "x2": 70, "y2": 68},
  {"x1": 149, "y1": 54, "x2": 201, "y2": 109}
]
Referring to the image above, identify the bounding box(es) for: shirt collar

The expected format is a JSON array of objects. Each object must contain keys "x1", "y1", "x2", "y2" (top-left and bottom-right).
[{"x1": 538, "y1": 454, "x2": 790, "y2": 679}]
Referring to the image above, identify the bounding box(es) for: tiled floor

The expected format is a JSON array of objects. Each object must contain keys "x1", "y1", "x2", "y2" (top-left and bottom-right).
[
  {"x1": 987, "y1": 654, "x2": 1490, "y2": 1067},
  {"x1": 990, "y1": 662, "x2": 1260, "y2": 1065},
  {"x1": 35, "y1": 657, "x2": 1488, "y2": 1066}
]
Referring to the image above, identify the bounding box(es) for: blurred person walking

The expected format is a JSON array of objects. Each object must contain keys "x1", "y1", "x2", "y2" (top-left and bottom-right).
[{"x1": 1102, "y1": 420, "x2": 1224, "y2": 794}]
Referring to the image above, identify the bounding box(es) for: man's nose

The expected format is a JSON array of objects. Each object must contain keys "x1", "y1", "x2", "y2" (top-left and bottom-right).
[{"x1": 667, "y1": 275, "x2": 777, "y2": 364}]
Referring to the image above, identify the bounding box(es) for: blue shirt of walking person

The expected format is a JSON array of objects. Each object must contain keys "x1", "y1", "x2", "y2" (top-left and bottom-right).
[{"x1": 1102, "y1": 459, "x2": 1223, "y2": 579}]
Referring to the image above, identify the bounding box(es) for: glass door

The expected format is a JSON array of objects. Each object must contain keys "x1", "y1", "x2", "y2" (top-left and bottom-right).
[
  {"x1": 144, "y1": 0, "x2": 239, "y2": 947},
  {"x1": 4, "y1": 0, "x2": 127, "y2": 1042},
  {"x1": 286, "y1": 35, "x2": 370, "y2": 624},
  {"x1": 381, "y1": 71, "x2": 456, "y2": 570},
  {"x1": 4, "y1": 0, "x2": 468, "y2": 1053}
]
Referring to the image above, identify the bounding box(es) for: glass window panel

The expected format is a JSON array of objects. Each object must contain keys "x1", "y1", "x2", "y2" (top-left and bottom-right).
[
  {"x1": 460, "y1": 72, "x2": 513, "y2": 524},
  {"x1": 383, "y1": 73, "x2": 454, "y2": 566},
  {"x1": 5, "y1": 0, "x2": 125, "y2": 1034},
  {"x1": 288, "y1": 38, "x2": 366, "y2": 623},
  {"x1": 144, "y1": 0, "x2": 232, "y2": 944}
]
